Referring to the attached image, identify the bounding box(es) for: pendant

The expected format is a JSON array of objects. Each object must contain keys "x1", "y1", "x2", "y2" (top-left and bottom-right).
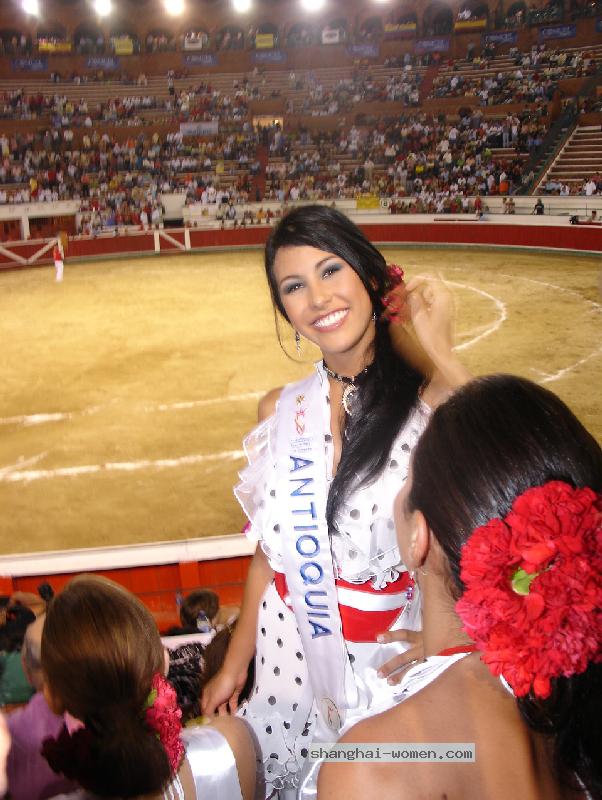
[{"x1": 341, "y1": 383, "x2": 357, "y2": 416}]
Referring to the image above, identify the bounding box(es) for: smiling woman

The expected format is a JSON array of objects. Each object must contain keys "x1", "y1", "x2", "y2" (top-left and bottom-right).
[
  {"x1": 272, "y1": 246, "x2": 374, "y2": 377},
  {"x1": 201, "y1": 205, "x2": 472, "y2": 798}
]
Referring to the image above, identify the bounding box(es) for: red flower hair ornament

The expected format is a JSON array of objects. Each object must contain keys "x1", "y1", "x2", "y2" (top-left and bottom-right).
[
  {"x1": 381, "y1": 263, "x2": 410, "y2": 324},
  {"x1": 144, "y1": 673, "x2": 185, "y2": 774},
  {"x1": 456, "y1": 480, "x2": 602, "y2": 699}
]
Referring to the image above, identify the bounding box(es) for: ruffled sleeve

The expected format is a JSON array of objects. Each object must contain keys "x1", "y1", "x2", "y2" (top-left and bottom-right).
[
  {"x1": 233, "y1": 413, "x2": 285, "y2": 572},
  {"x1": 234, "y1": 394, "x2": 431, "y2": 583}
]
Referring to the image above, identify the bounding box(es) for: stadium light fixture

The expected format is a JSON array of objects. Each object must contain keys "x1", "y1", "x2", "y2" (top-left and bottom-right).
[
  {"x1": 21, "y1": 0, "x2": 39, "y2": 14},
  {"x1": 165, "y1": 0, "x2": 185, "y2": 14},
  {"x1": 94, "y1": 0, "x2": 112, "y2": 17},
  {"x1": 233, "y1": 0, "x2": 252, "y2": 11},
  {"x1": 301, "y1": 0, "x2": 326, "y2": 11}
]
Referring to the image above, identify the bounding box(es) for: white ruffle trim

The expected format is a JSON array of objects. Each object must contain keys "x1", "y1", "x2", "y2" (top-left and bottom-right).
[{"x1": 234, "y1": 394, "x2": 430, "y2": 588}]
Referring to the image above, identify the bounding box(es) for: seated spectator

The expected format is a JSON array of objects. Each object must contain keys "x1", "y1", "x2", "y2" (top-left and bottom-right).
[
  {"x1": 532, "y1": 197, "x2": 545, "y2": 214},
  {"x1": 320, "y1": 375, "x2": 601, "y2": 800},
  {"x1": 163, "y1": 588, "x2": 233, "y2": 721},
  {"x1": 0, "y1": 604, "x2": 36, "y2": 707},
  {"x1": 176, "y1": 589, "x2": 222, "y2": 635},
  {"x1": 7, "y1": 614, "x2": 77, "y2": 800},
  {"x1": 166, "y1": 620, "x2": 255, "y2": 724},
  {"x1": 198, "y1": 622, "x2": 254, "y2": 713},
  {"x1": 40, "y1": 576, "x2": 256, "y2": 799}
]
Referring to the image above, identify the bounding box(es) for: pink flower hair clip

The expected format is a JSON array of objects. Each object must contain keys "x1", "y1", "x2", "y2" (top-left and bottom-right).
[
  {"x1": 381, "y1": 263, "x2": 410, "y2": 325},
  {"x1": 144, "y1": 673, "x2": 185, "y2": 773}
]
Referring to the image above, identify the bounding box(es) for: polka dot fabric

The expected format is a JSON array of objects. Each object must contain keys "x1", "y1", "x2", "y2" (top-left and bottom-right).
[
  {"x1": 234, "y1": 364, "x2": 430, "y2": 796},
  {"x1": 235, "y1": 363, "x2": 430, "y2": 590}
]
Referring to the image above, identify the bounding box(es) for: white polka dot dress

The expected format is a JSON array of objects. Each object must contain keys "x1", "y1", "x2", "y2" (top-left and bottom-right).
[{"x1": 235, "y1": 364, "x2": 430, "y2": 797}]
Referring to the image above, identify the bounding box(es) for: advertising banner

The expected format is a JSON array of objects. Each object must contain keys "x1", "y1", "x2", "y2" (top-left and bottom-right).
[
  {"x1": 356, "y1": 195, "x2": 380, "y2": 209},
  {"x1": 454, "y1": 18, "x2": 487, "y2": 30},
  {"x1": 112, "y1": 36, "x2": 134, "y2": 55},
  {"x1": 11, "y1": 57, "x2": 47, "y2": 71},
  {"x1": 538, "y1": 24, "x2": 576, "y2": 40},
  {"x1": 255, "y1": 33, "x2": 275, "y2": 49},
  {"x1": 384, "y1": 22, "x2": 417, "y2": 39},
  {"x1": 347, "y1": 43, "x2": 379, "y2": 58},
  {"x1": 38, "y1": 40, "x2": 72, "y2": 53},
  {"x1": 180, "y1": 121, "x2": 219, "y2": 136},
  {"x1": 483, "y1": 30, "x2": 518, "y2": 44},
  {"x1": 184, "y1": 53, "x2": 218, "y2": 66},
  {"x1": 415, "y1": 37, "x2": 450, "y2": 53},
  {"x1": 322, "y1": 29, "x2": 341, "y2": 45},
  {"x1": 184, "y1": 33, "x2": 208, "y2": 50},
  {"x1": 86, "y1": 56, "x2": 120, "y2": 70},
  {"x1": 252, "y1": 49, "x2": 287, "y2": 63}
]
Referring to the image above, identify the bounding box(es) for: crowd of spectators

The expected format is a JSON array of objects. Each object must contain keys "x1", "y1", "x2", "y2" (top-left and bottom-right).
[
  {"x1": 265, "y1": 105, "x2": 550, "y2": 204},
  {"x1": 0, "y1": 81, "x2": 251, "y2": 128},
  {"x1": 286, "y1": 67, "x2": 422, "y2": 115},
  {"x1": 429, "y1": 45, "x2": 598, "y2": 106},
  {"x1": 542, "y1": 173, "x2": 602, "y2": 195},
  {"x1": 0, "y1": 41, "x2": 599, "y2": 220},
  {"x1": 2, "y1": 583, "x2": 245, "y2": 800},
  {"x1": 0, "y1": 124, "x2": 261, "y2": 223}
]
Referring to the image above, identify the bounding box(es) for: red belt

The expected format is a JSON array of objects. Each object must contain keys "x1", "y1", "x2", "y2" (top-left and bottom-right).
[{"x1": 273, "y1": 570, "x2": 413, "y2": 643}]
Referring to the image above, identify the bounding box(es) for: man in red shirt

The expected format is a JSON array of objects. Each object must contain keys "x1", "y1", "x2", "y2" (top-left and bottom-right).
[{"x1": 53, "y1": 237, "x2": 64, "y2": 282}]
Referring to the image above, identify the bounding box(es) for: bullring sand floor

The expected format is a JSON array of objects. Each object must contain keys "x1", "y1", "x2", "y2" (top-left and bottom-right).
[{"x1": 1, "y1": 246, "x2": 601, "y2": 555}]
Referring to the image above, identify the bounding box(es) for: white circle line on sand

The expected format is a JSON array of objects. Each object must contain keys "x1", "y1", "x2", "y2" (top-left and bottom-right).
[
  {"x1": 498, "y1": 272, "x2": 602, "y2": 383},
  {"x1": 446, "y1": 280, "x2": 507, "y2": 351},
  {"x1": 499, "y1": 273, "x2": 602, "y2": 312},
  {"x1": 155, "y1": 391, "x2": 264, "y2": 412},
  {"x1": 0, "y1": 449, "x2": 246, "y2": 484},
  {"x1": 445, "y1": 268, "x2": 602, "y2": 384},
  {"x1": 0, "y1": 391, "x2": 265, "y2": 428},
  {"x1": 538, "y1": 345, "x2": 602, "y2": 384}
]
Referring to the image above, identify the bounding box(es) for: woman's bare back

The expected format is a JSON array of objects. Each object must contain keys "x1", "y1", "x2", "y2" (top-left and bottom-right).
[{"x1": 320, "y1": 655, "x2": 573, "y2": 800}]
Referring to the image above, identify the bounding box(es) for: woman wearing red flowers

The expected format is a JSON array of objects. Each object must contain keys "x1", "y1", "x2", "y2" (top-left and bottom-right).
[
  {"x1": 39, "y1": 576, "x2": 256, "y2": 800},
  {"x1": 320, "y1": 375, "x2": 602, "y2": 800}
]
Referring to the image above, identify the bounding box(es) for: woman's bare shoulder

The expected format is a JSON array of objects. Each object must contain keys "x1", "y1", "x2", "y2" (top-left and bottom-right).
[
  {"x1": 203, "y1": 717, "x2": 257, "y2": 800},
  {"x1": 318, "y1": 711, "x2": 419, "y2": 800}
]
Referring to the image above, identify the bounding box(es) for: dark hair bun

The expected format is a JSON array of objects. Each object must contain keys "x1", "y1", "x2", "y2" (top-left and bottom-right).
[{"x1": 43, "y1": 711, "x2": 172, "y2": 799}]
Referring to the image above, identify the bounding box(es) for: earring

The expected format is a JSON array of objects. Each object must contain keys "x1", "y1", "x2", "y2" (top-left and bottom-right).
[
  {"x1": 372, "y1": 311, "x2": 377, "y2": 322},
  {"x1": 295, "y1": 331, "x2": 301, "y2": 355}
]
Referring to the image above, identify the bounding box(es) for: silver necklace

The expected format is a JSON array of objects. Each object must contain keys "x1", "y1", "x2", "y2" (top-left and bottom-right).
[{"x1": 323, "y1": 361, "x2": 370, "y2": 416}]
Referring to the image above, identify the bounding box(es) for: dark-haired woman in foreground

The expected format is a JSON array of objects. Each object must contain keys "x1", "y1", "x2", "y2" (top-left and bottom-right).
[
  {"x1": 202, "y1": 205, "x2": 471, "y2": 796},
  {"x1": 40, "y1": 576, "x2": 256, "y2": 800},
  {"x1": 319, "y1": 375, "x2": 602, "y2": 800}
]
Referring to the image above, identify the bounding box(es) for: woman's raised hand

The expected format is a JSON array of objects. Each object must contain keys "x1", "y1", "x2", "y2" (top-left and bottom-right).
[
  {"x1": 404, "y1": 273, "x2": 472, "y2": 396},
  {"x1": 405, "y1": 274, "x2": 455, "y2": 364},
  {"x1": 201, "y1": 666, "x2": 249, "y2": 717},
  {"x1": 375, "y1": 629, "x2": 424, "y2": 685}
]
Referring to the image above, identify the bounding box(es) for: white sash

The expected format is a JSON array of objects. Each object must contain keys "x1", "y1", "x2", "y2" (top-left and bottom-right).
[
  {"x1": 277, "y1": 374, "x2": 356, "y2": 737},
  {"x1": 181, "y1": 726, "x2": 243, "y2": 800}
]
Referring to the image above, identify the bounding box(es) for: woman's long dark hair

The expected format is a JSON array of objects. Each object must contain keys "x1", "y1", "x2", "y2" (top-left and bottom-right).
[
  {"x1": 42, "y1": 576, "x2": 172, "y2": 798},
  {"x1": 407, "y1": 374, "x2": 602, "y2": 798},
  {"x1": 265, "y1": 204, "x2": 422, "y2": 530}
]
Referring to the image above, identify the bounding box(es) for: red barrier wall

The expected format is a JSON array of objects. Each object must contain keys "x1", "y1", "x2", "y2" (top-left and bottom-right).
[
  {"x1": 8, "y1": 555, "x2": 251, "y2": 632},
  {"x1": 1, "y1": 221, "x2": 599, "y2": 271},
  {"x1": 361, "y1": 222, "x2": 602, "y2": 252}
]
